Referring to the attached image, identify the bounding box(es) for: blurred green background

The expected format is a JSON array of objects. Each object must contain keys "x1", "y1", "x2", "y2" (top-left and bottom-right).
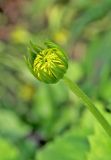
[{"x1": 0, "y1": 0, "x2": 111, "y2": 159}]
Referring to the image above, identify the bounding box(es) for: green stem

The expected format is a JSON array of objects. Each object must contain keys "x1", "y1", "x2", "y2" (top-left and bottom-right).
[{"x1": 63, "y1": 76, "x2": 111, "y2": 137}]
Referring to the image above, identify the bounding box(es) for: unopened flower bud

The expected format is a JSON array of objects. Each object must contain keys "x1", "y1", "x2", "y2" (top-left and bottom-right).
[{"x1": 25, "y1": 41, "x2": 68, "y2": 83}]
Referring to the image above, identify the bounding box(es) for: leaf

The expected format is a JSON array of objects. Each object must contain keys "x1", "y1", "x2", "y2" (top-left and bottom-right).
[
  {"x1": 36, "y1": 129, "x2": 89, "y2": 160},
  {"x1": 83, "y1": 101, "x2": 111, "y2": 160},
  {"x1": 0, "y1": 109, "x2": 30, "y2": 138},
  {"x1": 0, "y1": 138, "x2": 19, "y2": 160},
  {"x1": 87, "y1": 122, "x2": 111, "y2": 160},
  {"x1": 82, "y1": 31, "x2": 111, "y2": 97},
  {"x1": 70, "y1": 0, "x2": 111, "y2": 41}
]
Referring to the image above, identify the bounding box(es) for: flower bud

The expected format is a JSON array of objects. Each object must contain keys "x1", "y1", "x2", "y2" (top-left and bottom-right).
[{"x1": 25, "y1": 41, "x2": 68, "y2": 83}]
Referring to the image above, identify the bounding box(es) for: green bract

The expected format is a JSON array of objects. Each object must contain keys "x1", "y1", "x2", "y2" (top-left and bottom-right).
[{"x1": 25, "y1": 41, "x2": 68, "y2": 83}]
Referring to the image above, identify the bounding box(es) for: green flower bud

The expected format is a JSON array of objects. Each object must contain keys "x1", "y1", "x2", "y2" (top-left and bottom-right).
[{"x1": 25, "y1": 41, "x2": 68, "y2": 83}]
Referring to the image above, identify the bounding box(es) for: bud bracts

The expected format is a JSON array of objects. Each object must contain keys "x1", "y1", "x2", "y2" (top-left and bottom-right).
[{"x1": 25, "y1": 41, "x2": 68, "y2": 83}]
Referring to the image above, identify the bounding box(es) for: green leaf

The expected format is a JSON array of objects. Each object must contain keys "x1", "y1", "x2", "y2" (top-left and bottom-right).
[
  {"x1": 0, "y1": 138, "x2": 19, "y2": 160},
  {"x1": 70, "y1": 0, "x2": 111, "y2": 41},
  {"x1": 36, "y1": 129, "x2": 89, "y2": 160},
  {"x1": 84, "y1": 101, "x2": 111, "y2": 160},
  {"x1": 87, "y1": 123, "x2": 111, "y2": 160},
  {"x1": 0, "y1": 109, "x2": 30, "y2": 138}
]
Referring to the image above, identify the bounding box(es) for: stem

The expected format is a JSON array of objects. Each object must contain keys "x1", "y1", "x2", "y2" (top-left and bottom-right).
[{"x1": 63, "y1": 76, "x2": 111, "y2": 137}]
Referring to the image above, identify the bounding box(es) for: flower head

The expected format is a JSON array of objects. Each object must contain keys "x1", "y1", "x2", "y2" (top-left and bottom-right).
[{"x1": 25, "y1": 41, "x2": 68, "y2": 83}]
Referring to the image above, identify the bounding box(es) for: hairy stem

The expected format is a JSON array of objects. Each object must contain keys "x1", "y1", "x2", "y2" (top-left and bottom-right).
[{"x1": 63, "y1": 76, "x2": 111, "y2": 137}]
